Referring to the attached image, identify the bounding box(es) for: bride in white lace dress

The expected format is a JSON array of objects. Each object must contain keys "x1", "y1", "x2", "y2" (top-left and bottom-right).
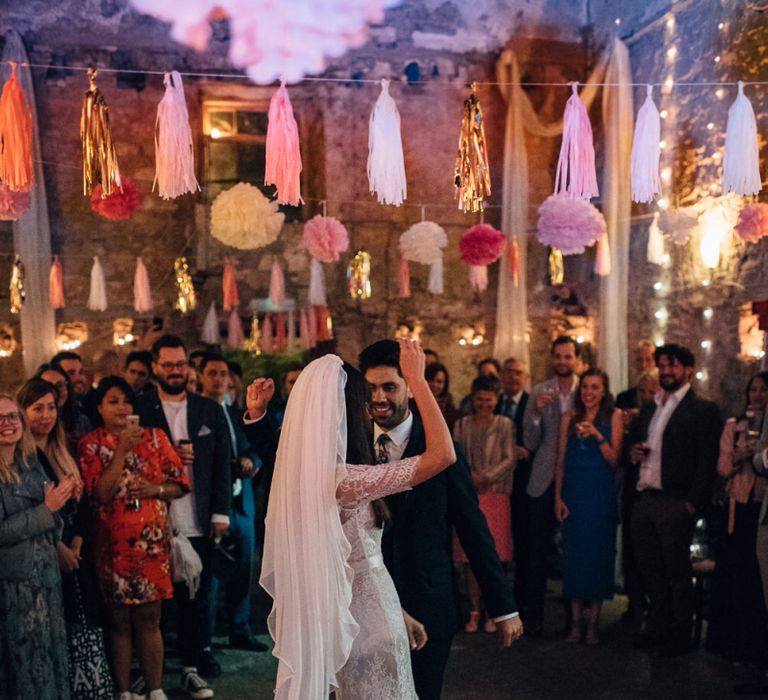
[{"x1": 254, "y1": 340, "x2": 455, "y2": 700}]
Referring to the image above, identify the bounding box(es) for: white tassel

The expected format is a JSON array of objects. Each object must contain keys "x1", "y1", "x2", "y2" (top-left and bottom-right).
[
  {"x1": 201, "y1": 301, "x2": 220, "y2": 344},
  {"x1": 227, "y1": 309, "x2": 244, "y2": 347},
  {"x1": 87, "y1": 256, "x2": 107, "y2": 311},
  {"x1": 427, "y1": 258, "x2": 443, "y2": 294},
  {"x1": 367, "y1": 79, "x2": 407, "y2": 206},
  {"x1": 631, "y1": 84, "x2": 662, "y2": 203},
  {"x1": 646, "y1": 212, "x2": 666, "y2": 265},
  {"x1": 723, "y1": 80, "x2": 762, "y2": 196},
  {"x1": 269, "y1": 258, "x2": 286, "y2": 307},
  {"x1": 134, "y1": 257, "x2": 153, "y2": 313},
  {"x1": 154, "y1": 71, "x2": 200, "y2": 199},
  {"x1": 308, "y1": 257, "x2": 327, "y2": 306},
  {"x1": 468, "y1": 265, "x2": 488, "y2": 293}
]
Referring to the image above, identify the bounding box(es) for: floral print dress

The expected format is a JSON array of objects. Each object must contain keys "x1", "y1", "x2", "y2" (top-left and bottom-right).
[{"x1": 80, "y1": 427, "x2": 189, "y2": 605}]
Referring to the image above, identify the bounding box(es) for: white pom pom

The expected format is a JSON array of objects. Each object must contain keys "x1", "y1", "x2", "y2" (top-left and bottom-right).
[
  {"x1": 368, "y1": 79, "x2": 407, "y2": 206},
  {"x1": 211, "y1": 183, "x2": 285, "y2": 250},
  {"x1": 87, "y1": 256, "x2": 107, "y2": 311},
  {"x1": 723, "y1": 81, "x2": 762, "y2": 196},
  {"x1": 631, "y1": 85, "x2": 662, "y2": 204}
]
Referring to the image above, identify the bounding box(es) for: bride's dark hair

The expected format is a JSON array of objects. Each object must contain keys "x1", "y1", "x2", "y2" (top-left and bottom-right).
[{"x1": 343, "y1": 362, "x2": 390, "y2": 527}]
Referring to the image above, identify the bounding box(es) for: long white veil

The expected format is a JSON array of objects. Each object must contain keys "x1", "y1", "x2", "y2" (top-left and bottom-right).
[{"x1": 259, "y1": 354, "x2": 359, "y2": 699}]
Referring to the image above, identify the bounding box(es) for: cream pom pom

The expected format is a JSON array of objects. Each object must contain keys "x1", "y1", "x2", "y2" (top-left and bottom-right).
[{"x1": 210, "y1": 182, "x2": 284, "y2": 250}]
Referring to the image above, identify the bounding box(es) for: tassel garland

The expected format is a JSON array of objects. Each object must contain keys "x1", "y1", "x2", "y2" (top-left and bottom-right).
[
  {"x1": 287, "y1": 308, "x2": 296, "y2": 350},
  {"x1": 548, "y1": 248, "x2": 565, "y2": 285},
  {"x1": 269, "y1": 258, "x2": 286, "y2": 307},
  {"x1": 201, "y1": 302, "x2": 220, "y2": 344},
  {"x1": 454, "y1": 82, "x2": 491, "y2": 212},
  {"x1": 134, "y1": 257, "x2": 153, "y2": 313},
  {"x1": 49, "y1": 256, "x2": 65, "y2": 309},
  {"x1": 723, "y1": 81, "x2": 762, "y2": 196},
  {"x1": 630, "y1": 85, "x2": 662, "y2": 203},
  {"x1": 307, "y1": 306, "x2": 318, "y2": 347},
  {"x1": 9, "y1": 255, "x2": 25, "y2": 314},
  {"x1": 594, "y1": 236, "x2": 611, "y2": 276},
  {"x1": 428, "y1": 258, "x2": 443, "y2": 295},
  {"x1": 646, "y1": 212, "x2": 666, "y2": 265},
  {"x1": 467, "y1": 265, "x2": 488, "y2": 293},
  {"x1": 554, "y1": 83, "x2": 598, "y2": 200},
  {"x1": 0, "y1": 62, "x2": 33, "y2": 192},
  {"x1": 154, "y1": 71, "x2": 200, "y2": 199},
  {"x1": 367, "y1": 79, "x2": 407, "y2": 206},
  {"x1": 222, "y1": 259, "x2": 239, "y2": 311},
  {"x1": 174, "y1": 256, "x2": 197, "y2": 314},
  {"x1": 398, "y1": 256, "x2": 411, "y2": 298},
  {"x1": 265, "y1": 81, "x2": 303, "y2": 206},
  {"x1": 81, "y1": 68, "x2": 122, "y2": 196},
  {"x1": 261, "y1": 314, "x2": 274, "y2": 354},
  {"x1": 347, "y1": 251, "x2": 372, "y2": 299},
  {"x1": 299, "y1": 307, "x2": 311, "y2": 350},
  {"x1": 308, "y1": 257, "x2": 327, "y2": 307},
  {"x1": 246, "y1": 316, "x2": 262, "y2": 355},
  {"x1": 87, "y1": 256, "x2": 108, "y2": 311},
  {"x1": 227, "y1": 309, "x2": 245, "y2": 348},
  {"x1": 275, "y1": 313, "x2": 287, "y2": 353}
]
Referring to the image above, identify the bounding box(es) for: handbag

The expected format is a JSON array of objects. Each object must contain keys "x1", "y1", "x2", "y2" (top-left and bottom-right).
[{"x1": 67, "y1": 574, "x2": 114, "y2": 699}]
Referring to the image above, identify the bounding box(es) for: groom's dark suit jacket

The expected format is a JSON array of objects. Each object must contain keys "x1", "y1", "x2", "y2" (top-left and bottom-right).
[{"x1": 383, "y1": 415, "x2": 516, "y2": 700}]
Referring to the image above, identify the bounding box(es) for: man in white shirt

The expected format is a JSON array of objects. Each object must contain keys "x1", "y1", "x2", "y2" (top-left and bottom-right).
[
  {"x1": 628, "y1": 343, "x2": 721, "y2": 656},
  {"x1": 136, "y1": 336, "x2": 232, "y2": 699}
]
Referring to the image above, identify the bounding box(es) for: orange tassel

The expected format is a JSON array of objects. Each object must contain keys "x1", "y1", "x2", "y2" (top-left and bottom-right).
[
  {"x1": 49, "y1": 256, "x2": 65, "y2": 309},
  {"x1": 508, "y1": 238, "x2": 520, "y2": 288},
  {"x1": 398, "y1": 255, "x2": 411, "y2": 298},
  {"x1": 0, "y1": 62, "x2": 33, "y2": 192}
]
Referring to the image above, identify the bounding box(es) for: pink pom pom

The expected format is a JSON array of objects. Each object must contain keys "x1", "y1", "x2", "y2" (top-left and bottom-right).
[
  {"x1": 536, "y1": 194, "x2": 606, "y2": 255},
  {"x1": 459, "y1": 224, "x2": 506, "y2": 266},
  {"x1": 303, "y1": 215, "x2": 350, "y2": 262},
  {"x1": 0, "y1": 182, "x2": 30, "y2": 220},
  {"x1": 90, "y1": 176, "x2": 143, "y2": 221},
  {"x1": 735, "y1": 203, "x2": 768, "y2": 243}
]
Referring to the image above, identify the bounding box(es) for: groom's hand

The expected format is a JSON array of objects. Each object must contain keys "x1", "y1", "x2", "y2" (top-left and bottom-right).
[
  {"x1": 246, "y1": 378, "x2": 275, "y2": 421},
  {"x1": 496, "y1": 616, "x2": 524, "y2": 647}
]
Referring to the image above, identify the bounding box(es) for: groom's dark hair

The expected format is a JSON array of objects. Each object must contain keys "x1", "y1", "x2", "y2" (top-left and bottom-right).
[{"x1": 358, "y1": 339, "x2": 401, "y2": 377}]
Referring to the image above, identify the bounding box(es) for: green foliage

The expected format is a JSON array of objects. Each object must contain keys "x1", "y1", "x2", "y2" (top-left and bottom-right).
[{"x1": 221, "y1": 348, "x2": 308, "y2": 385}]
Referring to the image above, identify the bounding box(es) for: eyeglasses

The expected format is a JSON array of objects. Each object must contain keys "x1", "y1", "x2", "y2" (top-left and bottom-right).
[
  {"x1": 158, "y1": 361, "x2": 188, "y2": 372},
  {"x1": 0, "y1": 412, "x2": 22, "y2": 425}
]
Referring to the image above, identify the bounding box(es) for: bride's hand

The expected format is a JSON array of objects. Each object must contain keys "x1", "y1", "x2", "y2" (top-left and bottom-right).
[
  {"x1": 398, "y1": 339, "x2": 425, "y2": 386},
  {"x1": 402, "y1": 608, "x2": 428, "y2": 651}
]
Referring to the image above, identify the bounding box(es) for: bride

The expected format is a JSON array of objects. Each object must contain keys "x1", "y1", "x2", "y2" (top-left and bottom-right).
[{"x1": 250, "y1": 340, "x2": 455, "y2": 699}]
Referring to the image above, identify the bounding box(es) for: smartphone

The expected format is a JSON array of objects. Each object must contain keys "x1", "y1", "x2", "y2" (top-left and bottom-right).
[
  {"x1": 152, "y1": 316, "x2": 164, "y2": 332},
  {"x1": 127, "y1": 415, "x2": 140, "y2": 428}
]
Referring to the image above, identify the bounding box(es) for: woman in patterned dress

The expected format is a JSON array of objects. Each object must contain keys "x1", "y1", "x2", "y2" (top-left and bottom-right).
[
  {"x1": 79, "y1": 377, "x2": 189, "y2": 700},
  {"x1": 0, "y1": 393, "x2": 75, "y2": 700}
]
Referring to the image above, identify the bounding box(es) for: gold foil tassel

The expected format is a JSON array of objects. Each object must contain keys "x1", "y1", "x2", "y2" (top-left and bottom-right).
[
  {"x1": 9, "y1": 254, "x2": 25, "y2": 314},
  {"x1": 245, "y1": 316, "x2": 262, "y2": 355},
  {"x1": 454, "y1": 82, "x2": 491, "y2": 213},
  {"x1": 347, "y1": 250, "x2": 372, "y2": 299},
  {"x1": 81, "y1": 68, "x2": 122, "y2": 196},
  {"x1": 174, "y1": 256, "x2": 197, "y2": 314},
  {"x1": 548, "y1": 248, "x2": 565, "y2": 286}
]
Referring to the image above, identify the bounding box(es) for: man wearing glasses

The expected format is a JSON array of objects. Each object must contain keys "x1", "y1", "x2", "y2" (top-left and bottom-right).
[{"x1": 136, "y1": 335, "x2": 232, "y2": 700}]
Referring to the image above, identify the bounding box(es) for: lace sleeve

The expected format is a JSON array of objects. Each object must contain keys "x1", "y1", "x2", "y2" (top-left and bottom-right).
[{"x1": 336, "y1": 456, "x2": 421, "y2": 509}]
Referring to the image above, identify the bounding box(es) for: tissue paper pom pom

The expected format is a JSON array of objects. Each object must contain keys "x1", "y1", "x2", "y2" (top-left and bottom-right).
[
  {"x1": 459, "y1": 224, "x2": 506, "y2": 266},
  {"x1": 302, "y1": 215, "x2": 349, "y2": 262},
  {"x1": 0, "y1": 182, "x2": 29, "y2": 220},
  {"x1": 90, "y1": 176, "x2": 143, "y2": 221},
  {"x1": 211, "y1": 182, "x2": 285, "y2": 250},
  {"x1": 735, "y1": 203, "x2": 768, "y2": 243},
  {"x1": 659, "y1": 208, "x2": 698, "y2": 246},
  {"x1": 399, "y1": 221, "x2": 448, "y2": 265},
  {"x1": 536, "y1": 194, "x2": 606, "y2": 255}
]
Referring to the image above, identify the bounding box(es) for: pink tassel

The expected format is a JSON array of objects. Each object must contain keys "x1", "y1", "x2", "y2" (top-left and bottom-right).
[
  {"x1": 261, "y1": 314, "x2": 274, "y2": 354},
  {"x1": 275, "y1": 313, "x2": 287, "y2": 352},
  {"x1": 269, "y1": 258, "x2": 286, "y2": 307},
  {"x1": 398, "y1": 255, "x2": 411, "y2": 298},
  {"x1": 508, "y1": 239, "x2": 520, "y2": 288},
  {"x1": 134, "y1": 257, "x2": 153, "y2": 313},
  {"x1": 265, "y1": 81, "x2": 303, "y2": 206},
  {"x1": 316, "y1": 305, "x2": 333, "y2": 341},
  {"x1": 227, "y1": 309, "x2": 244, "y2": 347},
  {"x1": 594, "y1": 236, "x2": 612, "y2": 276},
  {"x1": 468, "y1": 265, "x2": 488, "y2": 293},
  {"x1": 222, "y1": 259, "x2": 239, "y2": 311},
  {"x1": 554, "y1": 83, "x2": 599, "y2": 200},
  {"x1": 49, "y1": 256, "x2": 65, "y2": 309},
  {"x1": 299, "y1": 307, "x2": 312, "y2": 349},
  {"x1": 307, "y1": 306, "x2": 318, "y2": 347},
  {"x1": 287, "y1": 308, "x2": 296, "y2": 350}
]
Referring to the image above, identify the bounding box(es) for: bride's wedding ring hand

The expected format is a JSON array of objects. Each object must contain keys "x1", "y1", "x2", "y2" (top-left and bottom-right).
[{"x1": 398, "y1": 339, "x2": 425, "y2": 385}]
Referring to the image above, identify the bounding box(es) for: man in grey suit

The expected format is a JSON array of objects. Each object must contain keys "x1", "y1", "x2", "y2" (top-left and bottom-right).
[{"x1": 521, "y1": 335, "x2": 580, "y2": 636}]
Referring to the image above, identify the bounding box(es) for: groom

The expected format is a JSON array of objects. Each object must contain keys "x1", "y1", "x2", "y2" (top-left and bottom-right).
[{"x1": 359, "y1": 340, "x2": 522, "y2": 700}]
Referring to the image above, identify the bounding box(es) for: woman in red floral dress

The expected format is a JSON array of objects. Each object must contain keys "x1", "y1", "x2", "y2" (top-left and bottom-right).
[{"x1": 80, "y1": 377, "x2": 189, "y2": 700}]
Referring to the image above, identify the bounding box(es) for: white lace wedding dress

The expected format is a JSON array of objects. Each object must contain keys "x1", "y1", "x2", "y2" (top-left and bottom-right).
[{"x1": 335, "y1": 456, "x2": 421, "y2": 700}]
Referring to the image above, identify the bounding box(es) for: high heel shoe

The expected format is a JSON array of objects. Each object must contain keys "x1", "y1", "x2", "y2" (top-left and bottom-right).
[{"x1": 464, "y1": 611, "x2": 480, "y2": 633}]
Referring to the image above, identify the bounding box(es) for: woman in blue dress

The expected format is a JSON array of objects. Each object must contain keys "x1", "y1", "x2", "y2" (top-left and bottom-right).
[{"x1": 554, "y1": 368, "x2": 623, "y2": 645}]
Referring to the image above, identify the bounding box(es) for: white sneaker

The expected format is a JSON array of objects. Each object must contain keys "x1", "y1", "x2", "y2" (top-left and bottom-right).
[
  {"x1": 147, "y1": 691, "x2": 169, "y2": 700},
  {"x1": 181, "y1": 669, "x2": 214, "y2": 699},
  {"x1": 117, "y1": 693, "x2": 132, "y2": 700}
]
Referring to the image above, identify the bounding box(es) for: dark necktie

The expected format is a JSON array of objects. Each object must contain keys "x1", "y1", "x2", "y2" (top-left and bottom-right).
[{"x1": 376, "y1": 433, "x2": 391, "y2": 464}]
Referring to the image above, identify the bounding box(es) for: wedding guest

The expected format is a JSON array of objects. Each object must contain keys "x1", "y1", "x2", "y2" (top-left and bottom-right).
[
  {"x1": 226, "y1": 361, "x2": 244, "y2": 409},
  {"x1": 35, "y1": 362, "x2": 92, "y2": 456},
  {"x1": 708, "y1": 371, "x2": 768, "y2": 663},
  {"x1": 453, "y1": 375, "x2": 516, "y2": 634},
  {"x1": 52, "y1": 351, "x2": 90, "y2": 400},
  {"x1": 424, "y1": 349, "x2": 439, "y2": 365},
  {"x1": 80, "y1": 377, "x2": 189, "y2": 700},
  {"x1": 425, "y1": 362, "x2": 460, "y2": 433},
  {"x1": 0, "y1": 393, "x2": 75, "y2": 700},
  {"x1": 555, "y1": 369, "x2": 623, "y2": 644},
  {"x1": 459, "y1": 358, "x2": 502, "y2": 416},
  {"x1": 270, "y1": 363, "x2": 304, "y2": 428},
  {"x1": 123, "y1": 351, "x2": 153, "y2": 397}
]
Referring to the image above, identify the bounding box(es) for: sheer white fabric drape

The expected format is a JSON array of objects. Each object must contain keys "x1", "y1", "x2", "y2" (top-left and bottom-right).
[{"x1": 260, "y1": 354, "x2": 359, "y2": 700}]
